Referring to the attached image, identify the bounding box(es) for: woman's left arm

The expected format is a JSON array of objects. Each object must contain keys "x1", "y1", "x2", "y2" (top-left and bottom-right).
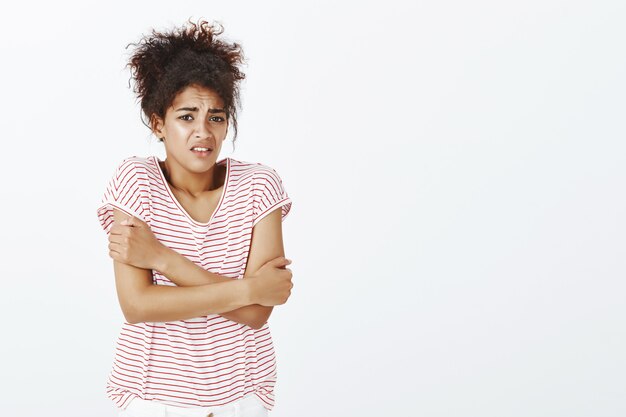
[{"x1": 109, "y1": 209, "x2": 287, "y2": 329}]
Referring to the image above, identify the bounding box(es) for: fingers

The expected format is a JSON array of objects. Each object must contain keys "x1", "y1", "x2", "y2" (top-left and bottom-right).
[
  {"x1": 108, "y1": 235, "x2": 131, "y2": 255},
  {"x1": 264, "y1": 256, "x2": 292, "y2": 268},
  {"x1": 109, "y1": 221, "x2": 138, "y2": 239},
  {"x1": 110, "y1": 222, "x2": 134, "y2": 235},
  {"x1": 285, "y1": 268, "x2": 293, "y2": 284},
  {"x1": 108, "y1": 247, "x2": 121, "y2": 260},
  {"x1": 108, "y1": 233, "x2": 129, "y2": 246},
  {"x1": 121, "y1": 215, "x2": 147, "y2": 227},
  {"x1": 121, "y1": 215, "x2": 134, "y2": 226}
]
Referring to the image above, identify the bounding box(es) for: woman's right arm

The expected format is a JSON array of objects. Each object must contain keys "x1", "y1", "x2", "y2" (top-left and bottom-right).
[{"x1": 111, "y1": 208, "x2": 292, "y2": 323}]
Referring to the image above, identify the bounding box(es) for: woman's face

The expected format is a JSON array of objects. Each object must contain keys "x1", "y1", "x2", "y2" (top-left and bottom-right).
[{"x1": 153, "y1": 84, "x2": 228, "y2": 173}]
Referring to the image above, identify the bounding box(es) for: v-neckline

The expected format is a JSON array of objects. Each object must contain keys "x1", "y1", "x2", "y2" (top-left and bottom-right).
[{"x1": 151, "y1": 155, "x2": 231, "y2": 227}]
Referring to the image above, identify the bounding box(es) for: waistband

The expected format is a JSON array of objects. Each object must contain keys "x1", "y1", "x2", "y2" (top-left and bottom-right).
[{"x1": 124, "y1": 394, "x2": 265, "y2": 417}]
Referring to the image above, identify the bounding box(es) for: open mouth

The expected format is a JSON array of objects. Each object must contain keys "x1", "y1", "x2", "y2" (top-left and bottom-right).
[{"x1": 190, "y1": 147, "x2": 213, "y2": 156}]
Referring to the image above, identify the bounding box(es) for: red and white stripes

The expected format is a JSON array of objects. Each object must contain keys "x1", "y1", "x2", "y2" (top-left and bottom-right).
[{"x1": 97, "y1": 155, "x2": 291, "y2": 411}]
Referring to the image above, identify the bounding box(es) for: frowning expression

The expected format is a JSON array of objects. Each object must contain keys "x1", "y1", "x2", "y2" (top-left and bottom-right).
[{"x1": 152, "y1": 84, "x2": 228, "y2": 173}]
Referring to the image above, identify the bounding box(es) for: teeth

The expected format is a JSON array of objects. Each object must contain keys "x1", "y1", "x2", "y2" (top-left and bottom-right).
[{"x1": 192, "y1": 147, "x2": 210, "y2": 151}]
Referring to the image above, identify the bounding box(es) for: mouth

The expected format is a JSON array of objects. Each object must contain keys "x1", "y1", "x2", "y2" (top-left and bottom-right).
[{"x1": 190, "y1": 146, "x2": 213, "y2": 157}]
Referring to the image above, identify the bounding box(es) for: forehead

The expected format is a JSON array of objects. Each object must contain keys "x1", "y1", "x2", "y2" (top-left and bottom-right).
[{"x1": 171, "y1": 84, "x2": 224, "y2": 108}]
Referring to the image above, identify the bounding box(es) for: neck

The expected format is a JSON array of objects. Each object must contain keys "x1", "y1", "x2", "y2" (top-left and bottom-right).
[{"x1": 160, "y1": 158, "x2": 224, "y2": 197}]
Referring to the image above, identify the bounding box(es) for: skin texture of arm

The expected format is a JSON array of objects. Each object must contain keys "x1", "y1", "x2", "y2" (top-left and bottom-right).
[
  {"x1": 157, "y1": 208, "x2": 286, "y2": 329},
  {"x1": 110, "y1": 207, "x2": 288, "y2": 327}
]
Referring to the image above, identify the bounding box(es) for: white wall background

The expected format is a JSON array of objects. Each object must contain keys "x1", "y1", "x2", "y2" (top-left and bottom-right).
[{"x1": 0, "y1": 1, "x2": 624, "y2": 416}]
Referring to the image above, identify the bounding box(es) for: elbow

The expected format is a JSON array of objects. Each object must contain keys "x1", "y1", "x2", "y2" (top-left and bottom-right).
[
  {"x1": 247, "y1": 307, "x2": 273, "y2": 329},
  {"x1": 124, "y1": 313, "x2": 143, "y2": 325},
  {"x1": 120, "y1": 299, "x2": 146, "y2": 324},
  {"x1": 122, "y1": 308, "x2": 142, "y2": 324},
  {"x1": 248, "y1": 318, "x2": 267, "y2": 330}
]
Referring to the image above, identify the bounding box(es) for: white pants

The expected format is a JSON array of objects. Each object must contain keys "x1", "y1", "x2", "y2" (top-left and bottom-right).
[{"x1": 118, "y1": 394, "x2": 269, "y2": 417}]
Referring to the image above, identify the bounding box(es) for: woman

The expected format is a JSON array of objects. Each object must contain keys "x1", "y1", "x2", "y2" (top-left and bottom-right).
[{"x1": 96, "y1": 19, "x2": 294, "y2": 417}]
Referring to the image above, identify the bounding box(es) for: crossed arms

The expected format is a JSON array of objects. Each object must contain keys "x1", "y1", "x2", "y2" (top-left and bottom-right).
[{"x1": 108, "y1": 207, "x2": 293, "y2": 329}]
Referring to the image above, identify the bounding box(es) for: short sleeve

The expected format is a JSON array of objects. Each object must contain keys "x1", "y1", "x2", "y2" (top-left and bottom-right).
[
  {"x1": 96, "y1": 158, "x2": 151, "y2": 236},
  {"x1": 252, "y1": 165, "x2": 292, "y2": 227}
]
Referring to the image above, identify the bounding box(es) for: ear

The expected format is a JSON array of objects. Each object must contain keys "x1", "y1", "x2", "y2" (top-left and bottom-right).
[{"x1": 150, "y1": 113, "x2": 165, "y2": 140}]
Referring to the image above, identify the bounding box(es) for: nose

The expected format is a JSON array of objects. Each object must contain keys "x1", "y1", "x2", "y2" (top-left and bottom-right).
[{"x1": 194, "y1": 117, "x2": 213, "y2": 139}]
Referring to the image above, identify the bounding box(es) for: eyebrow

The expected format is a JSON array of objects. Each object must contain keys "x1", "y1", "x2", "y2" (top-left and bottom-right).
[{"x1": 174, "y1": 106, "x2": 226, "y2": 114}]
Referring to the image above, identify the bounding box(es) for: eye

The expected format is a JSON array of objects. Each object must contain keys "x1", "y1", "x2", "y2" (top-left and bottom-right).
[
  {"x1": 179, "y1": 114, "x2": 193, "y2": 121},
  {"x1": 210, "y1": 116, "x2": 226, "y2": 122}
]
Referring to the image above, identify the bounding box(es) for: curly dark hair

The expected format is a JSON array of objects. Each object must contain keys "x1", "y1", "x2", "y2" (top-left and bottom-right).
[{"x1": 125, "y1": 18, "x2": 246, "y2": 144}]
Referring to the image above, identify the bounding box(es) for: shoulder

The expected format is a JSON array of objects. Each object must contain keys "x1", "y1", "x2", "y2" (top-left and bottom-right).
[
  {"x1": 110, "y1": 155, "x2": 157, "y2": 189},
  {"x1": 230, "y1": 158, "x2": 289, "y2": 196},
  {"x1": 105, "y1": 155, "x2": 154, "y2": 200},
  {"x1": 98, "y1": 156, "x2": 154, "y2": 231},
  {"x1": 228, "y1": 158, "x2": 284, "y2": 183},
  {"x1": 114, "y1": 155, "x2": 153, "y2": 175},
  {"x1": 227, "y1": 159, "x2": 291, "y2": 224}
]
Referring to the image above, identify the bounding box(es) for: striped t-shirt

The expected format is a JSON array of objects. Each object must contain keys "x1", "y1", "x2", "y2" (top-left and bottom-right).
[{"x1": 96, "y1": 155, "x2": 292, "y2": 411}]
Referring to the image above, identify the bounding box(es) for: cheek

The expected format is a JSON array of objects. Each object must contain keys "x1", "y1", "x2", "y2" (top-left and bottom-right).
[
  {"x1": 216, "y1": 124, "x2": 229, "y2": 139},
  {"x1": 168, "y1": 121, "x2": 190, "y2": 137}
]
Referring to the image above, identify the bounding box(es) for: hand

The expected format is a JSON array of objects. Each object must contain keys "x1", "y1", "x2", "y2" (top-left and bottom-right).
[
  {"x1": 246, "y1": 257, "x2": 294, "y2": 306},
  {"x1": 108, "y1": 215, "x2": 168, "y2": 270}
]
